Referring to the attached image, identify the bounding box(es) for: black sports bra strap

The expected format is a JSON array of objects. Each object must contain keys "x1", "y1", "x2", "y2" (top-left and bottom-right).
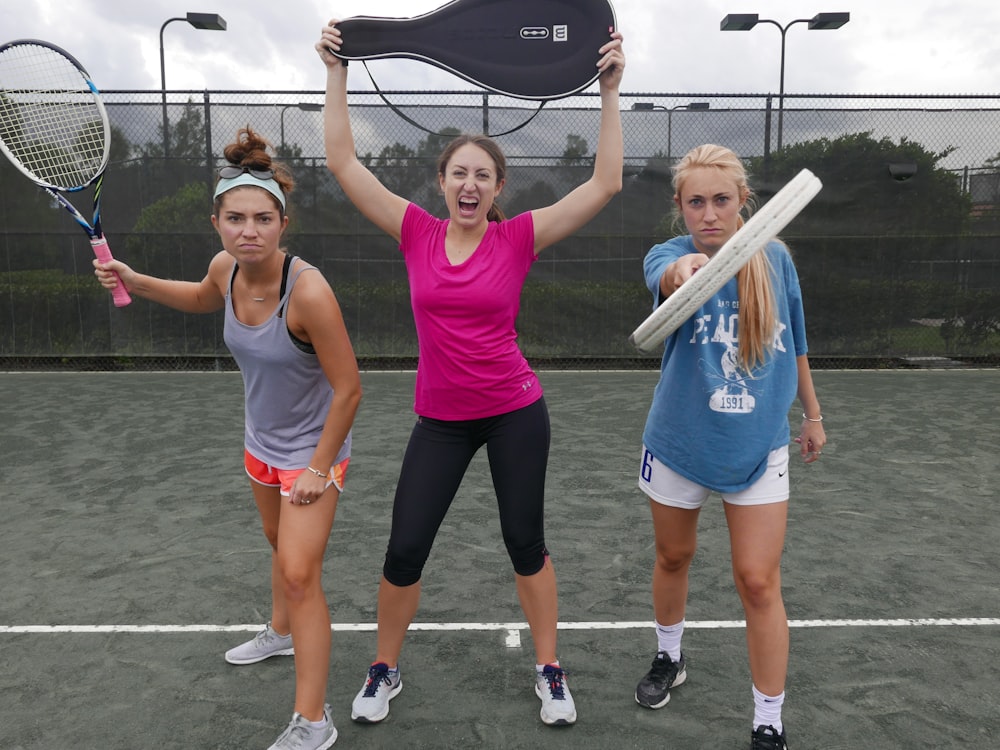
[
  {"x1": 230, "y1": 253, "x2": 293, "y2": 296},
  {"x1": 279, "y1": 253, "x2": 292, "y2": 299}
]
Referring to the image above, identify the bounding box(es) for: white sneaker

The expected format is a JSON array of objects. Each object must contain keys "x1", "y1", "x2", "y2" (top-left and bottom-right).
[
  {"x1": 351, "y1": 662, "x2": 402, "y2": 723},
  {"x1": 224, "y1": 623, "x2": 293, "y2": 665},
  {"x1": 267, "y1": 704, "x2": 338, "y2": 750},
  {"x1": 535, "y1": 664, "x2": 577, "y2": 725}
]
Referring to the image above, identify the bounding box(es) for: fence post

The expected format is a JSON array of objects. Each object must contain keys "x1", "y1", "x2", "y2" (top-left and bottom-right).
[
  {"x1": 203, "y1": 91, "x2": 214, "y2": 192},
  {"x1": 763, "y1": 95, "x2": 773, "y2": 179}
]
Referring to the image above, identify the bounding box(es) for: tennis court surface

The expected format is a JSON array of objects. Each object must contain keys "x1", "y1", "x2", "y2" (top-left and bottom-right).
[{"x1": 2, "y1": 369, "x2": 998, "y2": 749}]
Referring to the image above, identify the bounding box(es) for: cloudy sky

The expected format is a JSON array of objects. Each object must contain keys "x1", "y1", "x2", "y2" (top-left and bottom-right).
[{"x1": 5, "y1": 0, "x2": 1000, "y2": 98}]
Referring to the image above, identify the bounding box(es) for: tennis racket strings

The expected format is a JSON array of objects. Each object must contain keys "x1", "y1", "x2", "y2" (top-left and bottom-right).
[{"x1": 0, "y1": 41, "x2": 108, "y2": 190}]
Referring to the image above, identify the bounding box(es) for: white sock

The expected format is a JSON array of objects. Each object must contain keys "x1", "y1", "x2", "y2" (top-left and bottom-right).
[
  {"x1": 655, "y1": 619, "x2": 684, "y2": 662},
  {"x1": 536, "y1": 660, "x2": 560, "y2": 673},
  {"x1": 752, "y1": 684, "x2": 784, "y2": 734},
  {"x1": 308, "y1": 716, "x2": 328, "y2": 729}
]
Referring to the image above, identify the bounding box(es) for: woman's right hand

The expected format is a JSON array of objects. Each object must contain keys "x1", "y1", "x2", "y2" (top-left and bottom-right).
[
  {"x1": 93, "y1": 257, "x2": 136, "y2": 294},
  {"x1": 661, "y1": 253, "x2": 710, "y2": 296},
  {"x1": 315, "y1": 20, "x2": 344, "y2": 68}
]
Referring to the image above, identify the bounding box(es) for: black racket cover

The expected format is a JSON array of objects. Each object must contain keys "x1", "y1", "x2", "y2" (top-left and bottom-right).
[{"x1": 335, "y1": 0, "x2": 617, "y2": 100}]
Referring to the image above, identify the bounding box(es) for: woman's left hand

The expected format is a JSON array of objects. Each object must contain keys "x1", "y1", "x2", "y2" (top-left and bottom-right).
[
  {"x1": 289, "y1": 470, "x2": 327, "y2": 505},
  {"x1": 597, "y1": 31, "x2": 625, "y2": 90},
  {"x1": 795, "y1": 420, "x2": 827, "y2": 464}
]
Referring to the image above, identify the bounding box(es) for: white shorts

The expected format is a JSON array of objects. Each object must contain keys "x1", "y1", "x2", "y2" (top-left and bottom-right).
[{"x1": 638, "y1": 444, "x2": 789, "y2": 509}]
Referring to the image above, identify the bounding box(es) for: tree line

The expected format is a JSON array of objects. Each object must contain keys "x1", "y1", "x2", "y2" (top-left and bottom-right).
[{"x1": 2, "y1": 96, "x2": 997, "y2": 361}]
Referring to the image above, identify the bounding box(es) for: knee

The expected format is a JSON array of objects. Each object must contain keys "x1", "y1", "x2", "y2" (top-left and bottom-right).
[
  {"x1": 383, "y1": 545, "x2": 426, "y2": 588},
  {"x1": 733, "y1": 568, "x2": 782, "y2": 611},
  {"x1": 277, "y1": 557, "x2": 320, "y2": 602},
  {"x1": 654, "y1": 543, "x2": 696, "y2": 575},
  {"x1": 500, "y1": 519, "x2": 547, "y2": 576},
  {"x1": 507, "y1": 541, "x2": 548, "y2": 577}
]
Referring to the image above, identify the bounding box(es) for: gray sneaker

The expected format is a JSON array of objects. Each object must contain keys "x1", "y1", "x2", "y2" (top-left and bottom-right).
[
  {"x1": 535, "y1": 664, "x2": 577, "y2": 726},
  {"x1": 224, "y1": 623, "x2": 294, "y2": 665},
  {"x1": 267, "y1": 704, "x2": 337, "y2": 750},
  {"x1": 351, "y1": 662, "x2": 402, "y2": 723}
]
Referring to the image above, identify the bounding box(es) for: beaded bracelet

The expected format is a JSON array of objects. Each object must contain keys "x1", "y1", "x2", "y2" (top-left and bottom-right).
[
  {"x1": 306, "y1": 466, "x2": 328, "y2": 478},
  {"x1": 802, "y1": 413, "x2": 824, "y2": 422}
]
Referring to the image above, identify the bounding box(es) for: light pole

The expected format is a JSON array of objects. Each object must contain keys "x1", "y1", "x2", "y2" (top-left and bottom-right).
[
  {"x1": 632, "y1": 101, "x2": 711, "y2": 164},
  {"x1": 160, "y1": 12, "x2": 227, "y2": 158},
  {"x1": 720, "y1": 12, "x2": 848, "y2": 150},
  {"x1": 280, "y1": 103, "x2": 323, "y2": 153}
]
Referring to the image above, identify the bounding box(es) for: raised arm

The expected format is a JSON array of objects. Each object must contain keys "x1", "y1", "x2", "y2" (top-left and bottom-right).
[
  {"x1": 316, "y1": 21, "x2": 409, "y2": 242},
  {"x1": 531, "y1": 31, "x2": 625, "y2": 254}
]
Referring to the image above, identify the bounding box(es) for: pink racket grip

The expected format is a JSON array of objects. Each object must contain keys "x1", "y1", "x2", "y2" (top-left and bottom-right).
[{"x1": 90, "y1": 237, "x2": 132, "y2": 307}]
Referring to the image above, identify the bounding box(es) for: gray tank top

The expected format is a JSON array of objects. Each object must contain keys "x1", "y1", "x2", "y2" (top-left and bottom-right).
[{"x1": 223, "y1": 256, "x2": 351, "y2": 468}]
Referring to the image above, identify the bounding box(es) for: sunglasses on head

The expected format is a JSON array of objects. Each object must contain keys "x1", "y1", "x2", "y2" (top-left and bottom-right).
[{"x1": 217, "y1": 165, "x2": 275, "y2": 180}]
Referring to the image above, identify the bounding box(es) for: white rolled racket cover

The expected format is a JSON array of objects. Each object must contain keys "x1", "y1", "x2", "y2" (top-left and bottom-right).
[{"x1": 630, "y1": 168, "x2": 822, "y2": 353}]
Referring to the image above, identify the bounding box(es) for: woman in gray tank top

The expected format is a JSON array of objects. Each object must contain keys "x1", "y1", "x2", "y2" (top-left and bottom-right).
[{"x1": 93, "y1": 127, "x2": 361, "y2": 750}]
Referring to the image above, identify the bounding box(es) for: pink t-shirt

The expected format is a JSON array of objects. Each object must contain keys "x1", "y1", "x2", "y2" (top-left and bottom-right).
[{"x1": 400, "y1": 202, "x2": 543, "y2": 420}]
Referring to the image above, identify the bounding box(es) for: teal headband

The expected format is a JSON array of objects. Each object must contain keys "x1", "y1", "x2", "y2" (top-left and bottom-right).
[{"x1": 213, "y1": 173, "x2": 286, "y2": 210}]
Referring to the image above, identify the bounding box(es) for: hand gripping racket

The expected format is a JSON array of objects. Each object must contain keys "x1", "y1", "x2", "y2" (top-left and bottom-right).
[
  {"x1": 630, "y1": 168, "x2": 822, "y2": 353},
  {"x1": 333, "y1": 0, "x2": 617, "y2": 100},
  {"x1": 0, "y1": 39, "x2": 131, "y2": 306}
]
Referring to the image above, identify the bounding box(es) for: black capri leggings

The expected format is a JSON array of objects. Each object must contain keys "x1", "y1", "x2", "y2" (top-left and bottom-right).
[{"x1": 382, "y1": 396, "x2": 551, "y2": 587}]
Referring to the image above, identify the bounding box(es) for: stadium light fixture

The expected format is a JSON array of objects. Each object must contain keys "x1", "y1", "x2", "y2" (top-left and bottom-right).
[
  {"x1": 720, "y1": 11, "x2": 850, "y2": 149},
  {"x1": 159, "y1": 12, "x2": 228, "y2": 158},
  {"x1": 633, "y1": 102, "x2": 711, "y2": 164},
  {"x1": 720, "y1": 13, "x2": 760, "y2": 31}
]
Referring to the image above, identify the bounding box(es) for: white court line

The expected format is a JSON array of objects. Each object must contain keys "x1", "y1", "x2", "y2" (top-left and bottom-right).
[{"x1": 2, "y1": 618, "x2": 999, "y2": 635}]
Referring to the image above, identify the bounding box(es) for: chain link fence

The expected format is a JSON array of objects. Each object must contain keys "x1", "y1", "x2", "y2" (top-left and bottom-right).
[{"x1": 2, "y1": 88, "x2": 999, "y2": 370}]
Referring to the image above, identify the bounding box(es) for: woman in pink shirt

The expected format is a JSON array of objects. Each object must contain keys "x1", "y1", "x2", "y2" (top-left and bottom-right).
[{"x1": 317, "y1": 20, "x2": 624, "y2": 728}]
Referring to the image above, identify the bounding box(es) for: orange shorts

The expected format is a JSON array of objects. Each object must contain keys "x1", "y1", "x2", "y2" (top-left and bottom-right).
[{"x1": 244, "y1": 449, "x2": 349, "y2": 496}]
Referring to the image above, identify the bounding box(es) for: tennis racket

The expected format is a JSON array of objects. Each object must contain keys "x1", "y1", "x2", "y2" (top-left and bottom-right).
[
  {"x1": 0, "y1": 39, "x2": 131, "y2": 306},
  {"x1": 630, "y1": 168, "x2": 822, "y2": 353}
]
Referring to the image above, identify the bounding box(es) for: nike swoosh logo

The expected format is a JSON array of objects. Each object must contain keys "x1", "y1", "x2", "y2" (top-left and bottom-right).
[{"x1": 778, "y1": 471, "x2": 787, "y2": 478}]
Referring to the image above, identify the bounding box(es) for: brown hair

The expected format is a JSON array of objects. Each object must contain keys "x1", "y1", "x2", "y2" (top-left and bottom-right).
[
  {"x1": 437, "y1": 134, "x2": 507, "y2": 222},
  {"x1": 213, "y1": 126, "x2": 294, "y2": 217},
  {"x1": 672, "y1": 144, "x2": 777, "y2": 372}
]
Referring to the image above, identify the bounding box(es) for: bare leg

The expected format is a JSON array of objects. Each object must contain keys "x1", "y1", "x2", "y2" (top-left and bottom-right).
[
  {"x1": 372, "y1": 576, "x2": 421, "y2": 668},
  {"x1": 649, "y1": 500, "x2": 701, "y2": 626},
  {"x1": 249, "y1": 481, "x2": 288, "y2": 634},
  {"x1": 276, "y1": 485, "x2": 340, "y2": 721},
  {"x1": 515, "y1": 556, "x2": 559, "y2": 664},
  {"x1": 724, "y1": 500, "x2": 789, "y2": 695}
]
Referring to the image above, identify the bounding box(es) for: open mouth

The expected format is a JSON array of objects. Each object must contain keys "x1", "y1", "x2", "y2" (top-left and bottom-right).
[{"x1": 458, "y1": 195, "x2": 479, "y2": 217}]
